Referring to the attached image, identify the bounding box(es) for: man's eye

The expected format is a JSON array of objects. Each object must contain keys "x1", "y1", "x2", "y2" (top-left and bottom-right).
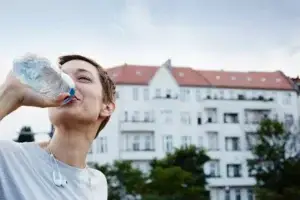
[{"x1": 78, "y1": 76, "x2": 92, "y2": 82}]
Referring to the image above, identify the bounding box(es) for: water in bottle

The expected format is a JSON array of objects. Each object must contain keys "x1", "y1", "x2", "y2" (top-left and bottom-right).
[{"x1": 12, "y1": 54, "x2": 75, "y2": 105}]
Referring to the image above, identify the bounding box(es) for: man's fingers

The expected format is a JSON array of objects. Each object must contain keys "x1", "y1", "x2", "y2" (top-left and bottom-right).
[{"x1": 23, "y1": 91, "x2": 70, "y2": 108}]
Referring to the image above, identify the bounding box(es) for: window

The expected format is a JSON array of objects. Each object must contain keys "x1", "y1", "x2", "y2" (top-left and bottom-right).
[
  {"x1": 207, "y1": 132, "x2": 218, "y2": 150},
  {"x1": 247, "y1": 159, "x2": 256, "y2": 177},
  {"x1": 235, "y1": 189, "x2": 241, "y2": 200},
  {"x1": 227, "y1": 164, "x2": 242, "y2": 178},
  {"x1": 198, "y1": 136, "x2": 203, "y2": 148},
  {"x1": 206, "y1": 89, "x2": 212, "y2": 98},
  {"x1": 97, "y1": 137, "x2": 108, "y2": 153},
  {"x1": 133, "y1": 88, "x2": 138, "y2": 100},
  {"x1": 206, "y1": 108, "x2": 217, "y2": 123},
  {"x1": 155, "y1": 88, "x2": 161, "y2": 97},
  {"x1": 207, "y1": 160, "x2": 220, "y2": 177},
  {"x1": 197, "y1": 112, "x2": 202, "y2": 125},
  {"x1": 180, "y1": 88, "x2": 190, "y2": 101},
  {"x1": 166, "y1": 89, "x2": 172, "y2": 98},
  {"x1": 225, "y1": 190, "x2": 230, "y2": 200},
  {"x1": 133, "y1": 136, "x2": 140, "y2": 151},
  {"x1": 163, "y1": 135, "x2": 173, "y2": 153},
  {"x1": 124, "y1": 111, "x2": 128, "y2": 121},
  {"x1": 247, "y1": 189, "x2": 254, "y2": 200},
  {"x1": 284, "y1": 113, "x2": 294, "y2": 127},
  {"x1": 246, "y1": 132, "x2": 256, "y2": 150},
  {"x1": 224, "y1": 113, "x2": 239, "y2": 123},
  {"x1": 181, "y1": 136, "x2": 192, "y2": 148},
  {"x1": 196, "y1": 89, "x2": 201, "y2": 101},
  {"x1": 272, "y1": 91, "x2": 277, "y2": 102},
  {"x1": 283, "y1": 92, "x2": 291, "y2": 105},
  {"x1": 144, "y1": 111, "x2": 150, "y2": 122},
  {"x1": 161, "y1": 110, "x2": 172, "y2": 123},
  {"x1": 144, "y1": 135, "x2": 153, "y2": 150},
  {"x1": 180, "y1": 112, "x2": 191, "y2": 124},
  {"x1": 143, "y1": 88, "x2": 149, "y2": 100},
  {"x1": 225, "y1": 137, "x2": 241, "y2": 151},
  {"x1": 220, "y1": 90, "x2": 224, "y2": 99},
  {"x1": 230, "y1": 90, "x2": 235, "y2": 99},
  {"x1": 132, "y1": 111, "x2": 139, "y2": 121}
]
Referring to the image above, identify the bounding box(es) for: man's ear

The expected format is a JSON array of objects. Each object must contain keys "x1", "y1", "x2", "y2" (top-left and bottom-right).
[{"x1": 100, "y1": 102, "x2": 115, "y2": 117}]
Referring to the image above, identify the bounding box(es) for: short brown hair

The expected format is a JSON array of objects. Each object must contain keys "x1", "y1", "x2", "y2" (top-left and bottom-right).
[{"x1": 58, "y1": 54, "x2": 116, "y2": 138}]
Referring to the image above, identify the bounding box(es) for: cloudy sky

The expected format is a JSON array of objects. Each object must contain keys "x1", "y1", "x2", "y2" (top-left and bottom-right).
[{"x1": 0, "y1": 0, "x2": 300, "y2": 140}]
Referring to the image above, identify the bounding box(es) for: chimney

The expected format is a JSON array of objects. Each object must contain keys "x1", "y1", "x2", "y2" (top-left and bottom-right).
[{"x1": 161, "y1": 59, "x2": 171, "y2": 70}]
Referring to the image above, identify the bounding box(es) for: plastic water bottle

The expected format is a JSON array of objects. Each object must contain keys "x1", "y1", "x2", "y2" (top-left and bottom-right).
[{"x1": 12, "y1": 54, "x2": 75, "y2": 105}]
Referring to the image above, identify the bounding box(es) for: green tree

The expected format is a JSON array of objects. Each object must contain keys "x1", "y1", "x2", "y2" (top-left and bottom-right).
[
  {"x1": 94, "y1": 160, "x2": 145, "y2": 200},
  {"x1": 248, "y1": 119, "x2": 300, "y2": 200},
  {"x1": 143, "y1": 166, "x2": 207, "y2": 200},
  {"x1": 147, "y1": 145, "x2": 210, "y2": 200},
  {"x1": 15, "y1": 126, "x2": 35, "y2": 143}
]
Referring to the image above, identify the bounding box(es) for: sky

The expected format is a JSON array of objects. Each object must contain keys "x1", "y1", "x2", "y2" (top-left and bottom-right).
[{"x1": 0, "y1": 0, "x2": 300, "y2": 140}]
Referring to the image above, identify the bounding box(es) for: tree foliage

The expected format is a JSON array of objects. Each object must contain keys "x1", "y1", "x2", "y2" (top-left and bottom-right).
[
  {"x1": 95, "y1": 145, "x2": 210, "y2": 200},
  {"x1": 248, "y1": 119, "x2": 300, "y2": 200},
  {"x1": 94, "y1": 160, "x2": 145, "y2": 200},
  {"x1": 147, "y1": 145, "x2": 210, "y2": 200},
  {"x1": 15, "y1": 126, "x2": 35, "y2": 143}
]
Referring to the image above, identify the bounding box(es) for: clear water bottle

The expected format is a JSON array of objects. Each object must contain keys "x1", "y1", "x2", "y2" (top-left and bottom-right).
[{"x1": 12, "y1": 54, "x2": 75, "y2": 105}]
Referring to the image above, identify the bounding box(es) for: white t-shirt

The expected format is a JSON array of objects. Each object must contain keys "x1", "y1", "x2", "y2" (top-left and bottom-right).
[{"x1": 0, "y1": 140, "x2": 107, "y2": 200}]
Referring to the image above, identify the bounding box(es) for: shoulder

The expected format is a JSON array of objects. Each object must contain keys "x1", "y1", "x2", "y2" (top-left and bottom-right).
[
  {"x1": 89, "y1": 167, "x2": 108, "y2": 186},
  {"x1": 88, "y1": 167, "x2": 108, "y2": 199},
  {"x1": 0, "y1": 140, "x2": 36, "y2": 161},
  {"x1": 0, "y1": 140, "x2": 35, "y2": 171},
  {"x1": 0, "y1": 140, "x2": 23, "y2": 154}
]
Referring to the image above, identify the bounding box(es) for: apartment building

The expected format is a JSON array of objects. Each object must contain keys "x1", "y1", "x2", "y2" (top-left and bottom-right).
[{"x1": 87, "y1": 60, "x2": 299, "y2": 200}]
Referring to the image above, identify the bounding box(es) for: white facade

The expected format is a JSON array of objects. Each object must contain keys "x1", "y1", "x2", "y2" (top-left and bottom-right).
[{"x1": 87, "y1": 65, "x2": 299, "y2": 200}]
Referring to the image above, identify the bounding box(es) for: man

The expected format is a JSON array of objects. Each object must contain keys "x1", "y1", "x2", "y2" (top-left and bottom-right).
[{"x1": 0, "y1": 55, "x2": 116, "y2": 200}]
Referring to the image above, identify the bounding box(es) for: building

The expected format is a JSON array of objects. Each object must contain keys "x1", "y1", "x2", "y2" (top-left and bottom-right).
[{"x1": 87, "y1": 60, "x2": 299, "y2": 200}]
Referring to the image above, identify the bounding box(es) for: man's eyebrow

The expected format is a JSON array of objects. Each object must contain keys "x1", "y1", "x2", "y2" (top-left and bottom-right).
[
  {"x1": 61, "y1": 68, "x2": 93, "y2": 76},
  {"x1": 76, "y1": 68, "x2": 91, "y2": 73}
]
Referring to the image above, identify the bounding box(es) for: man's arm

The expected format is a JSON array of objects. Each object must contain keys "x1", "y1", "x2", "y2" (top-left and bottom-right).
[{"x1": 0, "y1": 84, "x2": 20, "y2": 120}]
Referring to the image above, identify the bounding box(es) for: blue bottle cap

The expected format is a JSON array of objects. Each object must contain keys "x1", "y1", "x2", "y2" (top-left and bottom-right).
[{"x1": 62, "y1": 88, "x2": 76, "y2": 105}]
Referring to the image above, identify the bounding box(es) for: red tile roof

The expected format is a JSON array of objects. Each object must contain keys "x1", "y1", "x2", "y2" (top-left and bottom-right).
[{"x1": 106, "y1": 64, "x2": 295, "y2": 91}]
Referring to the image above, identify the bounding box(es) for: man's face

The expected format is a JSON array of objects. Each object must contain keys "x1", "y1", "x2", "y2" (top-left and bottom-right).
[{"x1": 48, "y1": 60, "x2": 108, "y2": 127}]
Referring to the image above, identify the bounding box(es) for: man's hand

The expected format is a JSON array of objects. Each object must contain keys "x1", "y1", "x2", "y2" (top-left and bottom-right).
[{"x1": 0, "y1": 71, "x2": 69, "y2": 120}]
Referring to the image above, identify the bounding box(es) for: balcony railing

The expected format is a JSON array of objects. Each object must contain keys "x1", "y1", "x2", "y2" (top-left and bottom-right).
[
  {"x1": 120, "y1": 120, "x2": 155, "y2": 132},
  {"x1": 122, "y1": 119, "x2": 155, "y2": 123},
  {"x1": 122, "y1": 148, "x2": 155, "y2": 152},
  {"x1": 153, "y1": 95, "x2": 178, "y2": 100},
  {"x1": 205, "y1": 95, "x2": 274, "y2": 102}
]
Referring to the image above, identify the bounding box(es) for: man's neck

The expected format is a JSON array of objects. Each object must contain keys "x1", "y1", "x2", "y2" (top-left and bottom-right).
[{"x1": 43, "y1": 128, "x2": 93, "y2": 169}]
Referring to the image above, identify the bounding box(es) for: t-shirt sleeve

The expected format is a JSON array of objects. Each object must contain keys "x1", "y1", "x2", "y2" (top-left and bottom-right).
[
  {"x1": 91, "y1": 169, "x2": 108, "y2": 200},
  {"x1": 0, "y1": 140, "x2": 23, "y2": 198},
  {"x1": 0, "y1": 140, "x2": 22, "y2": 157}
]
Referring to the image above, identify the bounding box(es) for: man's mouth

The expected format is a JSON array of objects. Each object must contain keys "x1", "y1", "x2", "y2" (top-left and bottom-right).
[
  {"x1": 63, "y1": 94, "x2": 81, "y2": 105},
  {"x1": 74, "y1": 95, "x2": 80, "y2": 100}
]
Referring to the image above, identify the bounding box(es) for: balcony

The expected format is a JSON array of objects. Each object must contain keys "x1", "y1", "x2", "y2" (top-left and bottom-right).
[
  {"x1": 151, "y1": 95, "x2": 181, "y2": 109},
  {"x1": 153, "y1": 94, "x2": 178, "y2": 100},
  {"x1": 202, "y1": 95, "x2": 276, "y2": 110},
  {"x1": 120, "y1": 149, "x2": 156, "y2": 160},
  {"x1": 202, "y1": 121, "x2": 220, "y2": 132},
  {"x1": 120, "y1": 120, "x2": 155, "y2": 132},
  {"x1": 207, "y1": 176, "x2": 256, "y2": 187}
]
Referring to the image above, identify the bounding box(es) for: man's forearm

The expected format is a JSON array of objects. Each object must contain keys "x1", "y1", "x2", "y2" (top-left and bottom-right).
[{"x1": 0, "y1": 84, "x2": 19, "y2": 120}]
